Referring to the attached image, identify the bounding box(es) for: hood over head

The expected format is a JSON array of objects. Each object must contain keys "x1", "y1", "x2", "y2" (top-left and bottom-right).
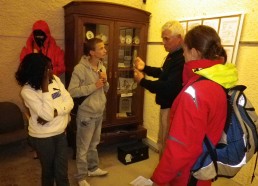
[{"x1": 32, "y1": 20, "x2": 50, "y2": 36}]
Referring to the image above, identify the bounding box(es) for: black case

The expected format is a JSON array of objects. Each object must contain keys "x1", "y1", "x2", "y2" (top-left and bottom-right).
[{"x1": 117, "y1": 142, "x2": 149, "y2": 165}]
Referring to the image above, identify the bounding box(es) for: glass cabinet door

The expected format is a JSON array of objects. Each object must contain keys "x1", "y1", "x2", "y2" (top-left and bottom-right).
[
  {"x1": 84, "y1": 23, "x2": 109, "y2": 67},
  {"x1": 115, "y1": 26, "x2": 142, "y2": 120}
]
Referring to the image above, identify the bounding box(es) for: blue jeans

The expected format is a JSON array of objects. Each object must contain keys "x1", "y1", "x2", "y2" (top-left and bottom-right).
[
  {"x1": 75, "y1": 116, "x2": 102, "y2": 181},
  {"x1": 28, "y1": 133, "x2": 69, "y2": 186}
]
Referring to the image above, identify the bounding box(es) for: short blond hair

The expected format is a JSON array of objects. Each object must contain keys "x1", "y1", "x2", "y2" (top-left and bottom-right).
[{"x1": 161, "y1": 20, "x2": 184, "y2": 38}]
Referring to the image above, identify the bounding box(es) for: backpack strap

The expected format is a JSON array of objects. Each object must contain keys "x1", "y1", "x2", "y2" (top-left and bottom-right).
[
  {"x1": 188, "y1": 135, "x2": 219, "y2": 186},
  {"x1": 188, "y1": 175, "x2": 198, "y2": 186},
  {"x1": 229, "y1": 85, "x2": 246, "y2": 92},
  {"x1": 251, "y1": 153, "x2": 258, "y2": 183},
  {"x1": 204, "y1": 135, "x2": 218, "y2": 178},
  {"x1": 194, "y1": 76, "x2": 232, "y2": 134}
]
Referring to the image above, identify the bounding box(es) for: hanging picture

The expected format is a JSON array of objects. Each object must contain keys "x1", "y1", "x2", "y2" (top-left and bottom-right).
[
  {"x1": 180, "y1": 12, "x2": 244, "y2": 64},
  {"x1": 203, "y1": 19, "x2": 219, "y2": 32},
  {"x1": 187, "y1": 20, "x2": 202, "y2": 31},
  {"x1": 219, "y1": 17, "x2": 239, "y2": 45}
]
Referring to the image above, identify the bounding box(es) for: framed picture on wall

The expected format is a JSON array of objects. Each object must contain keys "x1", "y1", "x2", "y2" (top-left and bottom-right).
[
  {"x1": 179, "y1": 12, "x2": 244, "y2": 64},
  {"x1": 180, "y1": 21, "x2": 187, "y2": 34},
  {"x1": 224, "y1": 46, "x2": 234, "y2": 64},
  {"x1": 219, "y1": 17, "x2": 239, "y2": 45},
  {"x1": 187, "y1": 20, "x2": 202, "y2": 31},
  {"x1": 203, "y1": 19, "x2": 219, "y2": 32}
]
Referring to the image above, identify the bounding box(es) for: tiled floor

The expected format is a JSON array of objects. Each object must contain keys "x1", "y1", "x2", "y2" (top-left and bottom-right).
[{"x1": 1, "y1": 141, "x2": 256, "y2": 186}]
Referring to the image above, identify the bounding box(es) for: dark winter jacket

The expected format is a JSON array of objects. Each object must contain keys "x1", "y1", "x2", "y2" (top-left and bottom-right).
[{"x1": 140, "y1": 48, "x2": 185, "y2": 109}]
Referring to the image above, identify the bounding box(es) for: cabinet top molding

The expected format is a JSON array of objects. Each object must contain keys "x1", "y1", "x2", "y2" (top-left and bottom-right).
[{"x1": 63, "y1": 1, "x2": 151, "y2": 23}]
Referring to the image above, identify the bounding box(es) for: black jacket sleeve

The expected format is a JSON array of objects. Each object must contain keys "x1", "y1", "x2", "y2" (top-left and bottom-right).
[{"x1": 143, "y1": 65, "x2": 162, "y2": 78}]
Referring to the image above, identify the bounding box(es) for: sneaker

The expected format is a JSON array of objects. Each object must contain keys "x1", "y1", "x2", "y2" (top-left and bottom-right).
[
  {"x1": 78, "y1": 179, "x2": 90, "y2": 186},
  {"x1": 88, "y1": 168, "x2": 108, "y2": 177}
]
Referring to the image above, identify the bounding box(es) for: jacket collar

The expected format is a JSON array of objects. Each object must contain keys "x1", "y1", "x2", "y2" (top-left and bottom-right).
[{"x1": 183, "y1": 59, "x2": 238, "y2": 89}]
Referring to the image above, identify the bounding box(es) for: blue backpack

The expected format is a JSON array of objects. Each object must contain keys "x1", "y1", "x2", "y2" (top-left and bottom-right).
[{"x1": 189, "y1": 84, "x2": 258, "y2": 185}]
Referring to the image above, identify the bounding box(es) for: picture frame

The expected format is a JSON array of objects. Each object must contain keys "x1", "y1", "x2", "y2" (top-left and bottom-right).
[
  {"x1": 118, "y1": 77, "x2": 135, "y2": 91},
  {"x1": 119, "y1": 97, "x2": 132, "y2": 113},
  {"x1": 179, "y1": 12, "x2": 244, "y2": 64}
]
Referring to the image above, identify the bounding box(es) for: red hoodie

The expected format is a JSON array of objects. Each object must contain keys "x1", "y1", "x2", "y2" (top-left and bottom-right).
[
  {"x1": 20, "y1": 20, "x2": 65, "y2": 76},
  {"x1": 151, "y1": 59, "x2": 226, "y2": 186}
]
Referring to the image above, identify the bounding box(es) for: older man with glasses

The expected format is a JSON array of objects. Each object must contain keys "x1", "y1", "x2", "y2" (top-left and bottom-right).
[{"x1": 134, "y1": 20, "x2": 185, "y2": 159}]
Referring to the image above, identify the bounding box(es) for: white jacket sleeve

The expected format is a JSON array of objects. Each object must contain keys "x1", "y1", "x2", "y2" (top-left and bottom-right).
[
  {"x1": 53, "y1": 76, "x2": 74, "y2": 115},
  {"x1": 21, "y1": 87, "x2": 54, "y2": 121}
]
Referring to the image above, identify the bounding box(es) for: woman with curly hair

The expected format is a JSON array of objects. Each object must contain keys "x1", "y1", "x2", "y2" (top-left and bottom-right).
[{"x1": 15, "y1": 53, "x2": 74, "y2": 186}]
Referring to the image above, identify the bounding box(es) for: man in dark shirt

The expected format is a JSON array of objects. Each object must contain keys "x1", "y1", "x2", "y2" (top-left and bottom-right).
[{"x1": 134, "y1": 20, "x2": 185, "y2": 158}]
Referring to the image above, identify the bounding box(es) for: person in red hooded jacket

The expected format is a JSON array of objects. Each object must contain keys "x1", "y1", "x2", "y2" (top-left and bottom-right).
[{"x1": 20, "y1": 20, "x2": 65, "y2": 76}]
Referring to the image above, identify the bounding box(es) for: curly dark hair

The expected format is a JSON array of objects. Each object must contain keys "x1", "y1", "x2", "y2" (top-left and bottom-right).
[
  {"x1": 184, "y1": 25, "x2": 227, "y2": 62},
  {"x1": 15, "y1": 53, "x2": 51, "y2": 90}
]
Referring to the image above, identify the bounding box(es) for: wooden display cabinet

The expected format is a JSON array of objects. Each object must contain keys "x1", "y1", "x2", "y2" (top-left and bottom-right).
[{"x1": 63, "y1": 1, "x2": 151, "y2": 145}]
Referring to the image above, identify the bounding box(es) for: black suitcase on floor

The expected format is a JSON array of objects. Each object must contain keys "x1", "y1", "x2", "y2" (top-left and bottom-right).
[{"x1": 117, "y1": 142, "x2": 149, "y2": 165}]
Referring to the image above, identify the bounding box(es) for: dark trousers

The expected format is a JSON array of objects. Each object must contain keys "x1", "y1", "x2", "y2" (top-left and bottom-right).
[{"x1": 28, "y1": 133, "x2": 70, "y2": 186}]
